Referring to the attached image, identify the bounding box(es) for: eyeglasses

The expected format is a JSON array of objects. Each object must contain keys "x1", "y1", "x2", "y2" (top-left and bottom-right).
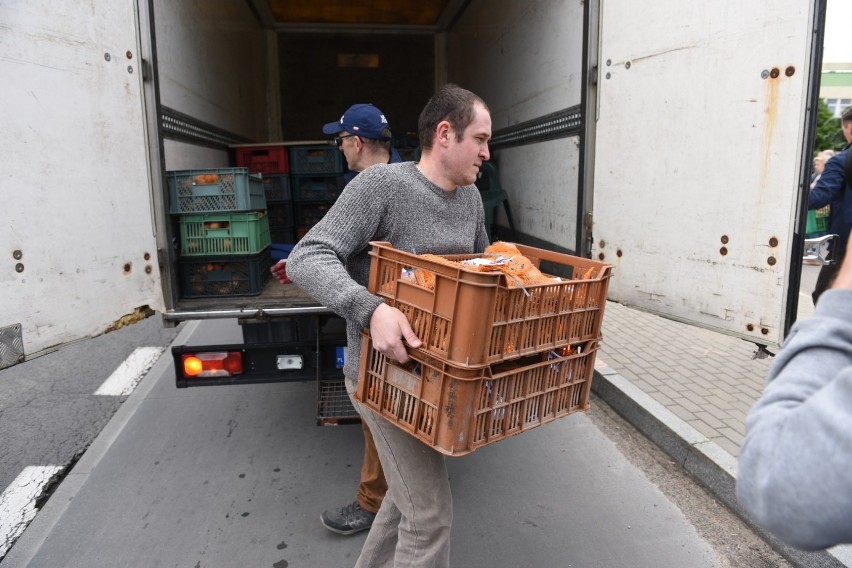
[{"x1": 334, "y1": 135, "x2": 357, "y2": 147}]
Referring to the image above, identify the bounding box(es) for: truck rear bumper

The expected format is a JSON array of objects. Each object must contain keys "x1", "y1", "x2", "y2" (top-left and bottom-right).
[{"x1": 162, "y1": 305, "x2": 334, "y2": 323}]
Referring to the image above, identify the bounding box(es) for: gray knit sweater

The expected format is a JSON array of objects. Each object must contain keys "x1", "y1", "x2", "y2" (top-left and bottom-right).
[
  {"x1": 736, "y1": 288, "x2": 852, "y2": 550},
  {"x1": 286, "y1": 161, "x2": 490, "y2": 381}
]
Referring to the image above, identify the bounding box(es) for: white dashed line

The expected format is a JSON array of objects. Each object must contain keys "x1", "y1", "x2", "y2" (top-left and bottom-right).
[
  {"x1": 94, "y1": 346, "x2": 165, "y2": 396},
  {"x1": 0, "y1": 465, "x2": 63, "y2": 558}
]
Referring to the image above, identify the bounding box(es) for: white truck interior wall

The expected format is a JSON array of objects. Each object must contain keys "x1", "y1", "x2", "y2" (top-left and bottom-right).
[
  {"x1": 497, "y1": 140, "x2": 581, "y2": 248},
  {"x1": 163, "y1": 141, "x2": 230, "y2": 171},
  {"x1": 154, "y1": 0, "x2": 268, "y2": 164},
  {"x1": 447, "y1": 0, "x2": 584, "y2": 247},
  {"x1": 1, "y1": 1, "x2": 163, "y2": 356},
  {"x1": 592, "y1": 0, "x2": 812, "y2": 345}
]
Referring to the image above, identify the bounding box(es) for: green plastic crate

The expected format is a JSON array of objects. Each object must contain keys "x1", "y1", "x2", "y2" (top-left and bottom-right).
[
  {"x1": 806, "y1": 209, "x2": 829, "y2": 235},
  {"x1": 179, "y1": 212, "x2": 271, "y2": 256},
  {"x1": 168, "y1": 167, "x2": 265, "y2": 213}
]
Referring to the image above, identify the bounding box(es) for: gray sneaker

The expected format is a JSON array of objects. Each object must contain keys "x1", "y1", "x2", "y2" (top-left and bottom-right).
[{"x1": 321, "y1": 501, "x2": 376, "y2": 535}]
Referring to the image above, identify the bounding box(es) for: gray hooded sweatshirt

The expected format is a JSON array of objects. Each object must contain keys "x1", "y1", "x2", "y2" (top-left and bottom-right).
[{"x1": 737, "y1": 288, "x2": 852, "y2": 550}]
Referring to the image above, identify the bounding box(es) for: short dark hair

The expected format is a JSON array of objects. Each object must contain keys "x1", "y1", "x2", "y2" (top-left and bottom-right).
[
  {"x1": 842, "y1": 106, "x2": 852, "y2": 124},
  {"x1": 418, "y1": 84, "x2": 489, "y2": 150},
  {"x1": 362, "y1": 127, "x2": 393, "y2": 153}
]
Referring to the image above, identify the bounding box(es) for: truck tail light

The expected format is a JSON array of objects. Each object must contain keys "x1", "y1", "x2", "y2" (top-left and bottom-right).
[{"x1": 181, "y1": 351, "x2": 243, "y2": 378}]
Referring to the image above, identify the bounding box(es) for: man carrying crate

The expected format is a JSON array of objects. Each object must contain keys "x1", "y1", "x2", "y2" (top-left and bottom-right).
[{"x1": 286, "y1": 84, "x2": 491, "y2": 568}]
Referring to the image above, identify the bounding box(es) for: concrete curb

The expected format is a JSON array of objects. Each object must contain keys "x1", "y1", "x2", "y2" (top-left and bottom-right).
[{"x1": 592, "y1": 366, "x2": 851, "y2": 568}]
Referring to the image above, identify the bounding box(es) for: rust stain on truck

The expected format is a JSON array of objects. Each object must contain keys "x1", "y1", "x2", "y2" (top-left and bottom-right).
[{"x1": 760, "y1": 69, "x2": 781, "y2": 191}]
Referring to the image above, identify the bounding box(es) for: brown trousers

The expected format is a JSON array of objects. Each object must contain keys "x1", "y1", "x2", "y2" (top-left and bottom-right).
[{"x1": 356, "y1": 420, "x2": 388, "y2": 513}]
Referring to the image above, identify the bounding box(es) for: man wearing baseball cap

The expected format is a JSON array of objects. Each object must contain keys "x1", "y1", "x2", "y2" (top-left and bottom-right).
[
  {"x1": 270, "y1": 104, "x2": 402, "y2": 288},
  {"x1": 323, "y1": 103, "x2": 402, "y2": 178},
  {"x1": 272, "y1": 106, "x2": 407, "y2": 534},
  {"x1": 317, "y1": 103, "x2": 401, "y2": 536}
]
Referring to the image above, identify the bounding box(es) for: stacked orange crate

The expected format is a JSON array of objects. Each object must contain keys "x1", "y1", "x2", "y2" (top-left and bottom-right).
[{"x1": 356, "y1": 241, "x2": 613, "y2": 456}]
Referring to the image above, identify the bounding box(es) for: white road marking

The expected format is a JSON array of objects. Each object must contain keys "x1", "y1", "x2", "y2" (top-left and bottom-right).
[
  {"x1": 798, "y1": 292, "x2": 815, "y2": 320},
  {"x1": 94, "y1": 346, "x2": 165, "y2": 396},
  {"x1": 0, "y1": 465, "x2": 63, "y2": 557}
]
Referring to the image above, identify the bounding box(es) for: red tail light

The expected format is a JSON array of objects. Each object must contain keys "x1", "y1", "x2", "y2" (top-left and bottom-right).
[{"x1": 181, "y1": 351, "x2": 243, "y2": 378}]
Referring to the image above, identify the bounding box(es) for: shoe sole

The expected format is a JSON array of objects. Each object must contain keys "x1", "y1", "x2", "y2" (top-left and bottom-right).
[{"x1": 320, "y1": 514, "x2": 372, "y2": 536}]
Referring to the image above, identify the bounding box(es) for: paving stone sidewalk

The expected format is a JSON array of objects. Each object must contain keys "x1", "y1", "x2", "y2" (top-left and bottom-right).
[{"x1": 596, "y1": 301, "x2": 775, "y2": 458}]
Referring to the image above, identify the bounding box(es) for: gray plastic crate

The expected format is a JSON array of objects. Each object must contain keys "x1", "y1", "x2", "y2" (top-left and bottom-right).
[{"x1": 168, "y1": 167, "x2": 265, "y2": 213}]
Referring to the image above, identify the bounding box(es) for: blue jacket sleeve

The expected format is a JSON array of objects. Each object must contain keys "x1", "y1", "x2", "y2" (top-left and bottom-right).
[{"x1": 809, "y1": 153, "x2": 846, "y2": 210}]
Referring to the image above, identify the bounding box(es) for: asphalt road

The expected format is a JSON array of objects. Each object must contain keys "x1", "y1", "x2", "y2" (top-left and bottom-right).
[
  {"x1": 0, "y1": 261, "x2": 822, "y2": 566},
  {"x1": 0, "y1": 316, "x2": 182, "y2": 493},
  {"x1": 797, "y1": 261, "x2": 820, "y2": 320},
  {"x1": 0, "y1": 318, "x2": 791, "y2": 568}
]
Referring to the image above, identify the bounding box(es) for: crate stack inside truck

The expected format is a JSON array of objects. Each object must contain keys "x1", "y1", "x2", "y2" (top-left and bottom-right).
[{"x1": 167, "y1": 167, "x2": 272, "y2": 299}]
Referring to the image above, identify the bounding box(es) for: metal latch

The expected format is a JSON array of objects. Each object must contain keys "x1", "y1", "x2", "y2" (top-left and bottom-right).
[
  {"x1": 803, "y1": 234, "x2": 837, "y2": 265},
  {"x1": 276, "y1": 354, "x2": 304, "y2": 370}
]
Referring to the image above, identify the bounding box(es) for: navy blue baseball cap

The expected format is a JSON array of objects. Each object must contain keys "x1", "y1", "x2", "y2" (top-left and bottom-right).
[{"x1": 322, "y1": 103, "x2": 392, "y2": 140}]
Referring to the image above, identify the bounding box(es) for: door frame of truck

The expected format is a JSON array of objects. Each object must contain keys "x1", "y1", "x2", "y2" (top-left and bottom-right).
[{"x1": 581, "y1": 0, "x2": 828, "y2": 345}]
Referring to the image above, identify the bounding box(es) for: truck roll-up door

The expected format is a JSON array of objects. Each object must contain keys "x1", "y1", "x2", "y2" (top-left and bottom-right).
[
  {"x1": 0, "y1": 1, "x2": 162, "y2": 366},
  {"x1": 590, "y1": 0, "x2": 819, "y2": 347}
]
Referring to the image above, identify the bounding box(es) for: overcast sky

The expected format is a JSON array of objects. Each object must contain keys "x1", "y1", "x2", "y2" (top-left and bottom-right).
[{"x1": 823, "y1": 0, "x2": 850, "y2": 63}]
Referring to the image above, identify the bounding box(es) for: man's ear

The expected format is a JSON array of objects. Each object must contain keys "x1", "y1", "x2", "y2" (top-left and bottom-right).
[{"x1": 436, "y1": 121, "x2": 452, "y2": 147}]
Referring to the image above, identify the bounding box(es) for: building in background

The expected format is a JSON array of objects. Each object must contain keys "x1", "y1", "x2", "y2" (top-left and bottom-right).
[{"x1": 821, "y1": 63, "x2": 852, "y2": 117}]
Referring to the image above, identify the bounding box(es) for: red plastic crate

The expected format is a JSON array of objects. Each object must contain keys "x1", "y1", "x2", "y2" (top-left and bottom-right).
[
  {"x1": 234, "y1": 145, "x2": 289, "y2": 174},
  {"x1": 367, "y1": 241, "x2": 613, "y2": 367},
  {"x1": 357, "y1": 332, "x2": 599, "y2": 456}
]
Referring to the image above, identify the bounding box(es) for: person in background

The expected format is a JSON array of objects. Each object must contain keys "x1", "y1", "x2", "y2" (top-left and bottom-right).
[
  {"x1": 271, "y1": 103, "x2": 402, "y2": 536},
  {"x1": 806, "y1": 150, "x2": 837, "y2": 240},
  {"x1": 810, "y1": 149, "x2": 836, "y2": 189},
  {"x1": 325, "y1": 103, "x2": 403, "y2": 185},
  {"x1": 286, "y1": 84, "x2": 491, "y2": 567},
  {"x1": 809, "y1": 106, "x2": 852, "y2": 304},
  {"x1": 737, "y1": 230, "x2": 852, "y2": 550}
]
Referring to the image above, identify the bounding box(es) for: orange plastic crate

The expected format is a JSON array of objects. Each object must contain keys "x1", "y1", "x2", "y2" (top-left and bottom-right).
[
  {"x1": 356, "y1": 333, "x2": 599, "y2": 456},
  {"x1": 367, "y1": 241, "x2": 613, "y2": 368}
]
